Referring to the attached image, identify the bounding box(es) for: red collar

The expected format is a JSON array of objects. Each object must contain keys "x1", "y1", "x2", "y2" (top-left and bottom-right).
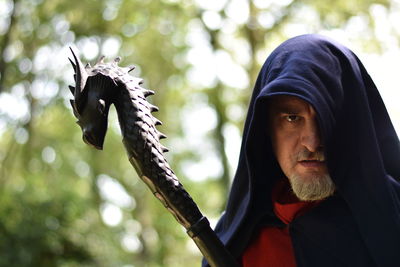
[
  {"x1": 272, "y1": 178, "x2": 320, "y2": 224},
  {"x1": 241, "y1": 179, "x2": 321, "y2": 267}
]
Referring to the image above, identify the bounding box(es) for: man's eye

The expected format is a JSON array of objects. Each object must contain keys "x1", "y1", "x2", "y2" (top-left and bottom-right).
[{"x1": 285, "y1": 115, "x2": 300, "y2": 122}]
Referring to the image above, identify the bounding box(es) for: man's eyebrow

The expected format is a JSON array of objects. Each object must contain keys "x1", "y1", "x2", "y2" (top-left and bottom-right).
[{"x1": 271, "y1": 104, "x2": 301, "y2": 114}]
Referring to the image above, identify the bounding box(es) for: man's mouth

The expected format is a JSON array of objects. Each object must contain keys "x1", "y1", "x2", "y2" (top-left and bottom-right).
[{"x1": 298, "y1": 159, "x2": 325, "y2": 167}]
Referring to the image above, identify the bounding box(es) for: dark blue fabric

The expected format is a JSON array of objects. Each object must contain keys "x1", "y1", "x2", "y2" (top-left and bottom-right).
[{"x1": 203, "y1": 34, "x2": 400, "y2": 266}]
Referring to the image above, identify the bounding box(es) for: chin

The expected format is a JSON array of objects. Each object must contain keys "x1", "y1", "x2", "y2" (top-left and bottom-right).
[{"x1": 288, "y1": 172, "x2": 336, "y2": 201}]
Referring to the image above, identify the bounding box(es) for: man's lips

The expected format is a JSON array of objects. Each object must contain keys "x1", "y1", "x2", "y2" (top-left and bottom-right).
[{"x1": 298, "y1": 160, "x2": 326, "y2": 168}]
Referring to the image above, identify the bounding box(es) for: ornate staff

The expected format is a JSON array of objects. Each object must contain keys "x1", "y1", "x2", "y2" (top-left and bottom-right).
[{"x1": 67, "y1": 48, "x2": 238, "y2": 267}]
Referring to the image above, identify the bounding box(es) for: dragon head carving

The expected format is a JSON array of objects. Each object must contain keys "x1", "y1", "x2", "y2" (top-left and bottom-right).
[
  {"x1": 68, "y1": 47, "x2": 115, "y2": 150},
  {"x1": 67, "y1": 48, "x2": 238, "y2": 267}
]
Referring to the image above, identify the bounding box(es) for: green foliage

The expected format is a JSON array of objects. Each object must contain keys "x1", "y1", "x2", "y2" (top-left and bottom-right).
[{"x1": 0, "y1": 0, "x2": 396, "y2": 266}]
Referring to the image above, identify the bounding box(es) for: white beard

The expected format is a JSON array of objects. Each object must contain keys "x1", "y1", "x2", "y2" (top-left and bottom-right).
[{"x1": 288, "y1": 172, "x2": 336, "y2": 201}]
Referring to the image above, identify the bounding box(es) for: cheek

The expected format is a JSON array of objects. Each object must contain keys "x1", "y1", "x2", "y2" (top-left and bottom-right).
[{"x1": 272, "y1": 132, "x2": 298, "y2": 170}]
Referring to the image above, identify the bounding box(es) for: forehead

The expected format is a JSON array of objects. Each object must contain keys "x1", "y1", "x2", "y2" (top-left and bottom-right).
[{"x1": 268, "y1": 95, "x2": 314, "y2": 114}]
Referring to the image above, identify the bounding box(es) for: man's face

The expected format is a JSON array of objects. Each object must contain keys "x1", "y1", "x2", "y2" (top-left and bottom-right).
[{"x1": 268, "y1": 95, "x2": 335, "y2": 201}]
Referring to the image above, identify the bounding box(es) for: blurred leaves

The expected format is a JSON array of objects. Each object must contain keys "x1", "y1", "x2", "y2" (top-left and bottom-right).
[{"x1": 0, "y1": 0, "x2": 398, "y2": 266}]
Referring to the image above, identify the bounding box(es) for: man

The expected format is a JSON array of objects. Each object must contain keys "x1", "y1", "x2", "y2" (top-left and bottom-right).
[{"x1": 203, "y1": 34, "x2": 400, "y2": 266}]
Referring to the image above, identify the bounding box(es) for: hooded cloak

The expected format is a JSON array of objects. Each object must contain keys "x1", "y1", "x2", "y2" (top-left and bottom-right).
[{"x1": 204, "y1": 34, "x2": 400, "y2": 266}]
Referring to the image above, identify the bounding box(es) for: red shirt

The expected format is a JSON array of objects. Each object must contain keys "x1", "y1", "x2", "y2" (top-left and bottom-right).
[{"x1": 242, "y1": 179, "x2": 320, "y2": 267}]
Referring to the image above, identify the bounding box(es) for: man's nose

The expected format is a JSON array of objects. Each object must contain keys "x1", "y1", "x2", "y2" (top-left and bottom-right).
[{"x1": 301, "y1": 120, "x2": 322, "y2": 152}]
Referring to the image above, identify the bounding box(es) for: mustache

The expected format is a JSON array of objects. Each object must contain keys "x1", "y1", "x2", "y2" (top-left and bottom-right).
[{"x1": 296, "y1": 149, "x2": 325, "y2": 161}]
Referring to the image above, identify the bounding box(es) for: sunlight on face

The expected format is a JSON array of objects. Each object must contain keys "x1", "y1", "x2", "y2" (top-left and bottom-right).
[{"x1": 268, "y1": 95, "x2": 335, "y2": 201}]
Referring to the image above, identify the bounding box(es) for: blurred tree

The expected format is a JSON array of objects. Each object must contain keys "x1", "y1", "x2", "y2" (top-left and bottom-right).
[{"x1": 0, "y1": 0, "x2": 398, "y2": 266}]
